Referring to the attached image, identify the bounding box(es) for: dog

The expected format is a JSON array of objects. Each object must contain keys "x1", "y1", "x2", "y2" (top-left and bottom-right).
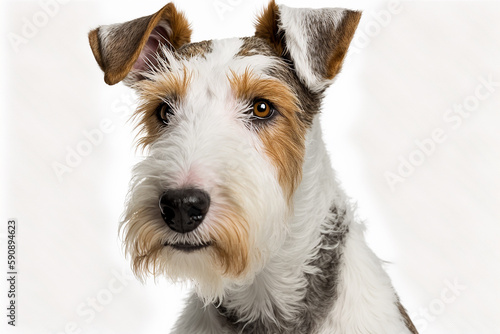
[{"x1": 88, "y1": 1, "x2": 418, "y2": 333}]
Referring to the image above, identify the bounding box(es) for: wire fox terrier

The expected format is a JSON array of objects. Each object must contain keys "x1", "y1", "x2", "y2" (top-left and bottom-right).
[{"x1": 89, "y1": 1, "x2": 418, "y2": 333}]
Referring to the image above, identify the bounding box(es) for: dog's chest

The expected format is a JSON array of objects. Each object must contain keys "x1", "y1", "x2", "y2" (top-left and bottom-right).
[{"x1": 213, "y1": 213, "x2": 348, "y2": 334}]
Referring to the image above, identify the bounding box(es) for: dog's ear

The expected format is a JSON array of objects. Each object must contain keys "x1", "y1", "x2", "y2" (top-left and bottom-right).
[
  {"x1": 88, "y1": 3, "x2": 192, "y2": 86},
  {"x1": 255, "y1": 1, "x2": 361, "y2": 92}
]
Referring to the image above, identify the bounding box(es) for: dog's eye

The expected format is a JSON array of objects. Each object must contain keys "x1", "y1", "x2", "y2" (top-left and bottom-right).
[
  {"x1": 156, "y1": 102, "x2": 174, "y2": 125},
  {"x1": 252, "y1": 100, "x2": 274, "y2": 119}
]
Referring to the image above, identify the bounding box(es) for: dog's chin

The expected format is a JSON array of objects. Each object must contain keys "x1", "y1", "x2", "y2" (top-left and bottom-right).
[{"x1": 152, "y1": 246, "x2": 227, "y2": 303}]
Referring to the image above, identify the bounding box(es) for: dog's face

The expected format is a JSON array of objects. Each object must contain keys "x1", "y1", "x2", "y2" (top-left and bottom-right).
[{"x1": 89, "y1": 1, "x2": 360, "y2": 301}]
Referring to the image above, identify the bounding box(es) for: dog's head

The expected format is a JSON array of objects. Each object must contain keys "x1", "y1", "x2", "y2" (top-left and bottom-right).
[{"x1": 89, "y1": 1, "x2": 360, "y2": 302}]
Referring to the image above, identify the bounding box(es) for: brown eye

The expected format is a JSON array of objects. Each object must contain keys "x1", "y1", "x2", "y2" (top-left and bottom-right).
[
  {"x1": 156, "y1": 102, "x2": 174, "y2": 125},
  {"x1": 253, "y1": 100, "x2": 274, "y2": 119}
]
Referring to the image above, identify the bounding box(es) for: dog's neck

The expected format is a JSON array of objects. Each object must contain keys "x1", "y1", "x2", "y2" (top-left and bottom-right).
[{"x1": 216, "y1": 117, "x2": 351, "y2": 332}]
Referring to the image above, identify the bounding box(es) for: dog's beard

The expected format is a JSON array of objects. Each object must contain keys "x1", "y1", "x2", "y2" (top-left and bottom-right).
[{"x1": 120, "y1": 181, "x2": 255, "y2": 302}]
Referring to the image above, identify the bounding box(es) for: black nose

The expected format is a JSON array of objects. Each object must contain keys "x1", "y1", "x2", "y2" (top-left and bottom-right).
[{"x1": 159, "y1": 188, "x2": 210, "y2": 233}]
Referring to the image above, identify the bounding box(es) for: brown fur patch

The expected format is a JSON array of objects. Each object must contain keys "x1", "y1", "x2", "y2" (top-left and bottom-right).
[
  {"x1": 229, "y1": 69, "x2": 306, "y2": 199},
  {"x1": 164, "y1": 3, "x2": 192, "y2": 49},
  {"x1": 88, "y1": 28, "x2": 104, "y2": 72},
  {"x1": 131, "y1": 241, "x2": 164, "y2": 279},
  {"x1": 121, "y1": 207, "x2": 166, "y2": 279},
  {"x1": 134, "y1": 68, "x2": 193, "y2": 149},
  {"x1": 398, "y1": 301, "x2": 419, "y2": 334},
  {"x1": 254, "y1": 0, "x2": 285, "y2": 56},
  {"x1": 88, "y1": 2, "x2": 192, "y2": 85},
  {"x1": 326, "y1": 10, "x2": 362, "y2": 79},
  {"x1": 209, "y1": 204, "x2": 250, "y2": 278}
]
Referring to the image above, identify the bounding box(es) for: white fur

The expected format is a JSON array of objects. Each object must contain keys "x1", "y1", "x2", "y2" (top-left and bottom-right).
[
  {"x1": 172, "y1": 294, "x2": 225, "y2": 334},
  {"x1": 319, "y1": 222, "x2": 411, "y2": 334},
  {"x1": 171, "y1": 113, "x2": 347, "y2": 333}
]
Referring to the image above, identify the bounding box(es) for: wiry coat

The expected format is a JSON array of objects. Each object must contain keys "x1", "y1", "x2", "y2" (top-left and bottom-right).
[{"x1": 88, "y1": 1, "x2": 418, "y2": 333}]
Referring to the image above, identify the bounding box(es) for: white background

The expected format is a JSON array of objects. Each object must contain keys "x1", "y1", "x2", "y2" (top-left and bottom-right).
[{"x1": 1, "y1": 0, "x2": 499, "y2": 333}]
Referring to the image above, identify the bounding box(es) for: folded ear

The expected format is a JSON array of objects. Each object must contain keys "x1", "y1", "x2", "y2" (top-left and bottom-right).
[
  {"x1": 88, "y1": 3, "x2": 192, "y2": 86},
  {"x1": 255, "y1": 1, "x2": 361, "y2": 92}
]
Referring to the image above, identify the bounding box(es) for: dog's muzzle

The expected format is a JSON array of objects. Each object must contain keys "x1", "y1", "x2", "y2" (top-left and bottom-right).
[{"x1": 159, "y1": 188, "x2": 210, "y2": 233}]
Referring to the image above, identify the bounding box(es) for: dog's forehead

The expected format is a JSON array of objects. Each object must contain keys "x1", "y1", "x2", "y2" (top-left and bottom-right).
[
  {"x1": 177, "y1": 36, "x2": 279, "y2": 59},
  {"x1": 174, "y1": 37, "x2": 283, "y2": 74}
]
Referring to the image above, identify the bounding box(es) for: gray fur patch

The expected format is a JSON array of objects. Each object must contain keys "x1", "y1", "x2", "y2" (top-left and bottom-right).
[
  {"x1": 238, "y1": 37, "x2": 278, "y2": 58},
  {"x1": 299, "y1": 9, "x2": 345, "y2": 81},
  {"x1": 176, "y1": 40, "x2": 213, "y2": 59}
]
